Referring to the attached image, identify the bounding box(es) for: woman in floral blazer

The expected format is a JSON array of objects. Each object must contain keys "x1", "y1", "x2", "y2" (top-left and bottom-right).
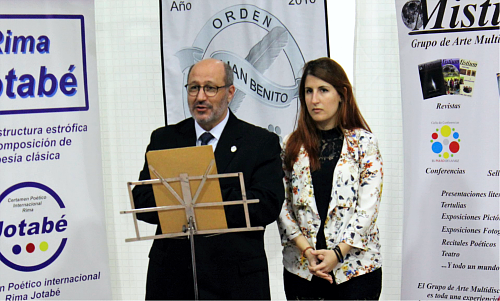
[{"x1": 279, "y1": 58, "x2": 383, "y2": 300}]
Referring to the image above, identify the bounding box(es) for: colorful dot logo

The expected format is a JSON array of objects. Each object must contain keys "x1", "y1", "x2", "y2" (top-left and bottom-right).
[
  {"x1": 431, "y1": 125, "x2": 460, "y2": 158},
  {"x1": 12, "y1": 242, "x2": 49, "y2": 255},
  {"x1": 0, "y1": 182, "x2": 67, "y2": 272}
]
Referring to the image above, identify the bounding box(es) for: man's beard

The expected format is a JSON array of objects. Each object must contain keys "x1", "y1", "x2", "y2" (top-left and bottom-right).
[{"x1": 191, "y1": 96, "x2": 229, "y2": 126}]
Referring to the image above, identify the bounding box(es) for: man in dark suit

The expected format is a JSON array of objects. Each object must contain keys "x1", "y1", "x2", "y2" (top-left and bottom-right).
[{"x1": 132, "y1": 58, "x2": 284, "y2": 300}]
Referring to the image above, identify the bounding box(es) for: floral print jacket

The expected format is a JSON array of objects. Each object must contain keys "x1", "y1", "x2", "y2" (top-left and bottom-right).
[{"x1": 278, "y1": 128, "x2": 383, "y2": 284}]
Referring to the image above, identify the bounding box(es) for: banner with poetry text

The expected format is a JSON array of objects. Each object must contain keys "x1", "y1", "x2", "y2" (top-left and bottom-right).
[{"x1": 0, "y1": 0, "x2": 111, "y2": 299}]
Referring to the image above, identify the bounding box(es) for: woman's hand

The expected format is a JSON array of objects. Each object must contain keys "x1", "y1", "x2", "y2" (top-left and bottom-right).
[
  {"x1": 308, "y1": 249, "x2": 337, "y2": 283},
  {"x1": 304, "y1": 248, "x2": 333, "y2": 283},
  {"x1": 303, "y1": 247, "x2": 319, "y2": 268},
  {"x1": 308, "y1": 243, "x2": 352, "y2": 284},
  {"x1": 292, "y1": 237, "x2": 352, "y2": 284}
]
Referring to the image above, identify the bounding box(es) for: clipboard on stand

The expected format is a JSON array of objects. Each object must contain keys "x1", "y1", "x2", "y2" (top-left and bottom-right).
[{"x1": 121, "y1": 145, "x2": 264, "y2": 299}]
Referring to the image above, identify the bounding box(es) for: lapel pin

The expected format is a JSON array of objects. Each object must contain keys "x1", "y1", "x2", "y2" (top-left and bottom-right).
[{"x1": 231, "y1": 146, "x2": 237, "y2": 152}]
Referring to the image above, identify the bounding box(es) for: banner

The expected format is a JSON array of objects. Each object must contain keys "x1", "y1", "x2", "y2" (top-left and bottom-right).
[
  {"x1": 396, "y1": 0, "x2": 500, "y2": 299},
  {"x1": 0, "y1": 1, "x2": 111, "y2": 300},
  {"x1": 161, "y1": 0, "x2": 329, "y2": 139}
]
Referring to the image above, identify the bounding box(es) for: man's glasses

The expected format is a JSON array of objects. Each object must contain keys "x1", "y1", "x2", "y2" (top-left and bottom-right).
[{"x1": 185, "y1": 84, "x2": 230, "y2": 97}]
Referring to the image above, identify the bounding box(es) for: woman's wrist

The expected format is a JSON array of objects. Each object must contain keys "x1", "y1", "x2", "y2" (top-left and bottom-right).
[
  {"x1": 302, "y1": 246, "x2": 314, "y2": 257},
  {"x1": 338, "y1": 242, "x2": 352, "y2": 256},
  {"x1": 333, "y1": 245, "x2": 344, "y2": 263}
]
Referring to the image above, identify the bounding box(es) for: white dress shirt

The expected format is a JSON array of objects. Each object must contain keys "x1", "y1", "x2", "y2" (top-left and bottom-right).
[{"x1": 194, "y1": 110, "x2": 230, "y2": 151}]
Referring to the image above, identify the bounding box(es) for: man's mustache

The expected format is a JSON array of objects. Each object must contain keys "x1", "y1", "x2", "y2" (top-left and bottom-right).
[{"x1": 193, "y1": 101, "x2": 213, "y2": 109}]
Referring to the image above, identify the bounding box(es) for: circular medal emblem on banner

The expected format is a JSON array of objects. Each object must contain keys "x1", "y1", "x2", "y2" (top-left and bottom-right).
[
  {"x1": 0, "y1": 182, "x2": 67, "y2": 272},
  {"x1": 175, "y1": 4, "x2": 305, "y2": 120}
]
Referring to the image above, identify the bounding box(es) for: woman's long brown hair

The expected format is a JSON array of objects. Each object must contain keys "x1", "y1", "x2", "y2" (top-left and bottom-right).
[{"x1": 284, "y1": 57, "x2": 371, "y2": 172}]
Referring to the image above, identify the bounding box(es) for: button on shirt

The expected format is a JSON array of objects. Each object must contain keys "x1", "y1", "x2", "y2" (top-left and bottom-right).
[{"x1": 194, "y1": 110, "x2": 230, "y2": 151}]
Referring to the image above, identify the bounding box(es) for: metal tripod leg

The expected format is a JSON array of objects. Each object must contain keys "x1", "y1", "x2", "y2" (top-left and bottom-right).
[{"x1": 186, "y1": 216, "x2": 199, "y2": 300}]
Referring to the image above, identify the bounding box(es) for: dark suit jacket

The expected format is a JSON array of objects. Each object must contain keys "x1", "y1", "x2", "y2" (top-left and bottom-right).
[{"x1": 132, "y1": 111, "x2": 285, "y2": 300}]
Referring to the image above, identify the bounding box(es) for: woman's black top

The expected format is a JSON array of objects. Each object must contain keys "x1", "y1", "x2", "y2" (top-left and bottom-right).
[{"x1": 311, "y1": 127, "x2": 343, "y2": 250}]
